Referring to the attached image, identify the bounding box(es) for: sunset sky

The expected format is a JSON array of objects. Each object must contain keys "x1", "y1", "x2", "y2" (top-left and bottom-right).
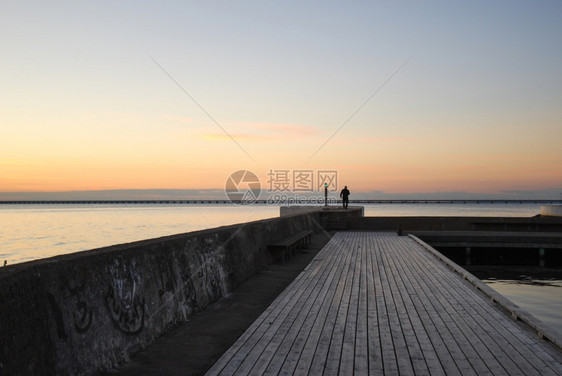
[{"x1": 1, "y1": 1, "x2": 561, "y2": 199}]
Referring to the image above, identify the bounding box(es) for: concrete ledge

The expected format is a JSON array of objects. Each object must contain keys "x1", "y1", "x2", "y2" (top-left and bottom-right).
[
  {"x1": 0, "y1": 213, "x2": 321, "y2": 376},
  {"x1": 279, "y1": 206, "x2": 322, "y2": 216},
  {"x1": 279, "y1": 205, "x2": 364, "y2": 216},
  {"x1": 541, "y1": 205, "x2": 562, "y2": 217},
  {"x1": 350, "y1": 216, "x2": 562, "y2": 232},
  {"x1": 411, "y1": 230, "x2": 562, "y2": 248},
  {"x1": 280, "y1": 206, "x2": 365, "y2": 231}
]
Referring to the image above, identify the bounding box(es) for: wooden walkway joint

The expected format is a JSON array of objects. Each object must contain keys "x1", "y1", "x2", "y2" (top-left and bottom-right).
[{"x1": 207, "y1": 232, "x2": 562, "y2": 375}]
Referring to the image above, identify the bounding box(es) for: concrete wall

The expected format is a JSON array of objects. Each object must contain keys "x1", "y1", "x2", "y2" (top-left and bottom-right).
[
  {"x1": 350, "y1": 216, "x2": 562, "y2": 232},
  {"x1": 350, "y1": 216, "x2": 476, "y2": 231},
  {"x1": 279, "y1": 206, "x2": 322, "y2": 216},
  {"x1": 280, "y1": 206, "x2": 365, "y2": 231},
  {"x1": 280, "y1": 206, "x2": 365, "y2": 218},
  {"x1": 0, "y1": 212, "x2": 320, "y2": 376},
  {"x1": 541, "y1": 205, "x2": 562, "y2": 217}
]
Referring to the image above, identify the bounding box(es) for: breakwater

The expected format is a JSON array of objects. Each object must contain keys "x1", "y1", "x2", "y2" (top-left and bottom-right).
[
  {"x1": 0, "y1": 212, "x2": 320, "y2": 376},
  {"x1": 349, "y1": 215, "x2": 562, "y2": 232},
  {"x1": 2, "y1": 207, "x2": 562, "y2": 375}
]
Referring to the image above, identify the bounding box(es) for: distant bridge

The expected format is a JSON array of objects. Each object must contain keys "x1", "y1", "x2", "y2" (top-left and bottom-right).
[{"x1": 1, "y1": 199, "x2": 561, "y2": 205}]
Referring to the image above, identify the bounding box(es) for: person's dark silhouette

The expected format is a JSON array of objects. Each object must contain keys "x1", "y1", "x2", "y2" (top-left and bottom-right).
[{"x1": 340, "y1": 186, "x2": 350, "y2": 209}]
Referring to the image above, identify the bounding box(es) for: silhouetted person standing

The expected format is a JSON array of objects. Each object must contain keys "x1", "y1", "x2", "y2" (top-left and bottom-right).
[{"x1": 340, "y1": 186, "x2": 350, "y2": 209}]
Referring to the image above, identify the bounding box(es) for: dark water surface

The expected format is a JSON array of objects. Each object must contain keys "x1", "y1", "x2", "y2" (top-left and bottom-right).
[{"x1": 467, "y1": 266, "x2": 562, "y2": 335}]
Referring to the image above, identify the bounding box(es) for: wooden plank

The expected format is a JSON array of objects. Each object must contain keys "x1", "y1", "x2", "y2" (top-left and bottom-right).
[
  {"x1": 236, "y1": 235, "x2": 346, "y2": 375},
  {"x1": 206, "y1": 232, "x2": 562, "y2": 376},
  {"x1": 406, "y1": 236, "x2": 520, "y2": 375},
  {"x1": 381, "y1": 234, "x2": 432, "y2": 374},
  {"x1": 263, "y1": 232, "x2": 349, "y2": 375},
  {"x1": 374, "y1": 234, "x2": 416, "y2": 375},
  {"x1": 385, "y1": 233, "x2": 483, "y2": 375},
  {"x1": 396, "y1": 235, "x2": 559, "y2": 376},
  {"x1": 300, "y1": 234, "x2": 356, "y2": 375},
  {"x1": 206, "y1": 236, "x2": 336, "y2": 375},
  {"x1": 389, "y1": 234, "x2": 468, "y2": 376},
  {"x1": 353, "y1": 233, "x2": 369, "y2": 374},
  {"x1": 425, "y1": 254, "x2": 562, "y2": 374},
  {"x1": 329, "y1": 232, "x2": 363, "y2": 374},
  {"x1": 239, "y1": 243, "x2": 338, "y2": 375},
  {"x1": 371, "y1": 233, "x2": 403, "y2": 375},
  {"x1": 282, "y1": 244, "x2": 351, "y2": 375},
  {"x1": 392, "y1": 235, "x2": 497, "y2": 375},
  {"x1": 378, "y1": 234, "x2": 446, "y2": 376},
  {"x1": 409, "y1": 239, "x2": 562, "y2": 375},
  {"x1": 365, "y1": 231, "x2": 384, "y2": 375}
]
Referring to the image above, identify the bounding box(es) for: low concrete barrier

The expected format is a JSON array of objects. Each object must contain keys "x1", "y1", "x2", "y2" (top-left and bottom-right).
[
  {"x1": 0, "y1": 212, "x2": 320, "y2": 376},
  {"x1": 541, "y1": 205, "x2": 562, "y2": 217},
  {"x1": 280, "y1": 206, "x2": 365, "y2": 231},
  {"x1": 349, "y1": 216, "x2": 562, "y2": 232}
]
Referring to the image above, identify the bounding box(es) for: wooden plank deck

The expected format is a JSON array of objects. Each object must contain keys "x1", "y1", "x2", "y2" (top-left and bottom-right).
[{"x1": 206, "y1": 232, "x2": 562, "y2": 376}]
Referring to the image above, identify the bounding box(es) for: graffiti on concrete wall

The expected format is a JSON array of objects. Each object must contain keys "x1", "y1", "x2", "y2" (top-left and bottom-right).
[
  {"x1": 46, "y1": 277, "x2": 93, "y2": 338},
  {"x1": 68, "y1": 283, "x2": 92, "y2": 334},
  {"x1": 106, "y1": 259, "x2": 145, "y2": 335},
  {"x1": 157, "y1": 254, "x2": 177, "y2": 296},
  {"x1": 178, "y1": 241, "x2": 228, "y2": 309},
  {"x1": 46, "y1": 292, "x2": 68, "y2": 340},
  {"x1": 105, "y1": 283, "x2": 145, "y2": 335},
  {"x1": 178, "y1": 253, "x2": 197, "y2": 306}
]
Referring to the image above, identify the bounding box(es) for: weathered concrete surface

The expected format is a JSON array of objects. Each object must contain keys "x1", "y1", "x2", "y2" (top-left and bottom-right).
[
  {"x1": 280, "y1": 206, "x2": 365, "y2": 231},
  {"x1": 412, "y1": 231, "x2": 562, "y2": 267},
  {"x1": 280, "y1": 205, "x2": 365, "y2": 217},
  {"x1": 103, "y1": 233, "x2": 331, "y2": 376},
  {"x1": 412, "y1": 230, "x2": 562, "y2": 248},
  {"x1": 542, "y1": 205, "x2": 562, "y2": 217},
  {"x1": 350, "y1": 215, "x2": 562, "y2": 232},
  {"x1": 279, "y1": 206, "x2": 320, "y2": 216},
  {"x1": 0, "y1": 212, "x2": 322, "y2": 376}
]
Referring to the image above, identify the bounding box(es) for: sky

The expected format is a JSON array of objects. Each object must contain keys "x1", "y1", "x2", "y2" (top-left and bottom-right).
[{"x1": 1, "y1": 1, "x2": 561, "y2": 200}]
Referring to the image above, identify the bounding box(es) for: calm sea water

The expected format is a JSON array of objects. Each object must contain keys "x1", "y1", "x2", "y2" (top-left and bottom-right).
[
  {"x1": 484, "y1": 278, "x2": 562, "y2": 334},
  {"x1": 0, "y1": 202, "x2": 543, "y2": 265},
  {"x1": 1, "y1": 202, "x2": 560, "y2": 334},
  {"x1": 0, "y1": 204, "x2": 277, "y2": 265},
  {"x1": 468, "y1": 265, "x2": 562, "y2": 334}
]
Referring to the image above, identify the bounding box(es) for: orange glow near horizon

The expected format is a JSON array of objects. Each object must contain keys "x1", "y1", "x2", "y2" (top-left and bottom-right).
[
  {"x1": 3, "y1": 145, "x2": 561, "y2": 196},
  {"x1": 2, "y1": 114, "x2": 562, "y2": 196},
  {"x1": 1, "y1": 3, "x2": 561, "y2": 198}
]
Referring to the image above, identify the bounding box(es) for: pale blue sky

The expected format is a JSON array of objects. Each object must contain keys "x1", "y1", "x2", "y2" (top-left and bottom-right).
[{"x1": 1, "y1": 1, "x2": 561, "y2": 197}]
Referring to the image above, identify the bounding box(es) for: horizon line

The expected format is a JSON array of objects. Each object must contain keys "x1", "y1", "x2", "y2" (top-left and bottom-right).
[{"x1": 1, "y1": 199, "x2": 561, "y2": 204}]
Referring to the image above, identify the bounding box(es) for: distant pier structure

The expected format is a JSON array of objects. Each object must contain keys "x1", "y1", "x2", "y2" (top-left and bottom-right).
[
  {"x1": 541, "y1": 205, "x2": 562, "y2": 217},
  {"x1": 1, "y1": 199, "x2": 562, "y2": 205}
]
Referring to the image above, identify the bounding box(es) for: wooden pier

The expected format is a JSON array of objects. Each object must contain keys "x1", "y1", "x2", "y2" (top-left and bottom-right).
[{"x1": 206, "y1": 232, "x2": 562, "y2": 375}]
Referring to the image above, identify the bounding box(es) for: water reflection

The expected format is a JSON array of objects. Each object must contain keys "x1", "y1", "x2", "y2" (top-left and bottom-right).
[
  {"x1": 0, "y1": 204, "x2": 279, "y2": 264},
  {"x1": 466, "y1": 266, "x2": 562, "y2": 334}
]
